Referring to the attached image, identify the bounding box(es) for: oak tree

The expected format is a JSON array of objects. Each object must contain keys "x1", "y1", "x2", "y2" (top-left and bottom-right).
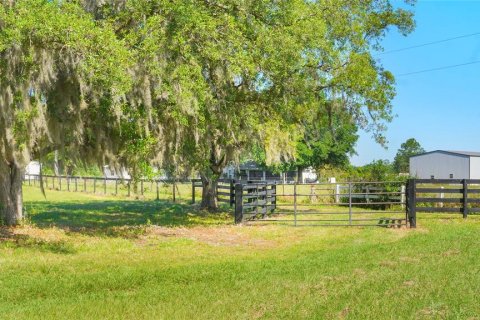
[{"x1": 0, "y1": 0, "x2": 131, "y2": 225}]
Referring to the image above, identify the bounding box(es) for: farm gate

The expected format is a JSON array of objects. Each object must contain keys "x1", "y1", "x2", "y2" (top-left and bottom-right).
[{"x1": 234, "y1": 181, "x2": 408, "y2": 227}]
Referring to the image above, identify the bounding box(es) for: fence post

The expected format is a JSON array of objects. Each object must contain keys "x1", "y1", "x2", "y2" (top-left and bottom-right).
[
  {"x1": 439, "y1": 186, "x2": 444, "y2": 208},
  {"x1": 401, "y1": 185, "x2": 406, "y2": 209},
  {"x1": 365, "y1": 185, "x2": 370, "y2": 204},
  {"x1": 104, "y1": 177, "x2": 107, "y2": 195},
  {"x1": 83, "y1": 178, "x2": 86, "y2": 192},
  {"x1": 93, "y1": 178, "x2": 96, "y2": 194},
  {"x1": 115, "y1": 178, "x2": 118, "y2": 196},
  {"x1": 234, "y1": 184, "x2": 244, "y2": 224},
  {"x1": 310, "y1": 185, "x2": 317, "y2": 203},
  {"x1": 172, "y1": 180, "x2": 176, "y2": 203},
  {"x1": 192, "y1": 180, "x2": 196, "y2": 204},
  {"x1": 272, "y1": 183, "x2": 277, "y2": 212},
  {"x1": 156, "y1": 180, "x2": 160, "y2": 201},
  {"x1": 254, "y1": 184, "x2": 259, "y2": 218},
  {"x1": 128, "y1": 181, "x2": 131, "y2": 197},
  {"x1": 67, "y1": 176, "x2": 70, "y2": 191},
  {"x1": 294, "y1": 182, "x2": 297, "y2": 226},
  {"x1": 59, "y1": 176, "x2": 62, "y2": 191},
  {"x1": 348, "y1": 182, "x2": 352, "y2": 225},
  {"x1": 407, "y1": 179, "x2": 416, "y2": 228},
  {"x1": 262, "y1": 181, "x2": 268, "y2": 218},
  {"x1": 230, "y1": 179, "x2": 235, "y2": 207},
  {"x1": 335, "y1": 184, "x2": 340, "y2": 203},
  {"x1": 141, "y1": 180, "x2": 144, "y2": 196},
  {"x1": 463, "y1": 179, "x2": 468, "y2": 219}
]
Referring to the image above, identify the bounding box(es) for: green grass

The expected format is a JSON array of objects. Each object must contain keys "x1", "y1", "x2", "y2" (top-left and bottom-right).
[{"x1": 0, "y1": 186, "x2": 479, "y2": 319}]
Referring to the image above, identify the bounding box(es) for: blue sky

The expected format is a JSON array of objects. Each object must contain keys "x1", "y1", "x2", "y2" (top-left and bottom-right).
[{"x1": 350, "y1": 0, "x2": 480, "y2": 165}]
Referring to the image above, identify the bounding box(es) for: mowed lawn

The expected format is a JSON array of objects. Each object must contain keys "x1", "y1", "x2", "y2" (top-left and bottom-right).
[{"x1": 0, "y1": 186, "x2": 479, "y2": 319}]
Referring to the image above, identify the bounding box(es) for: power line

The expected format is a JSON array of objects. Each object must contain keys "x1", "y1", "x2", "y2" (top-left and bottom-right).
[
  {"x1": 377, "y1": 32, "x2": 480, "y2": 55},
  {"x1": 397, "y1": 60, "x2": 480, "y2": 76}
]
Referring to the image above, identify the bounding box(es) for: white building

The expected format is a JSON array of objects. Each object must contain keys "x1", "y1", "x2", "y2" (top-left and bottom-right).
[
  {"x1": 410, "y1": 150, "x2": 480, "y2": 179},
  {"x1": 25, "y1": 161, "x2": 41, "y2": 179}
]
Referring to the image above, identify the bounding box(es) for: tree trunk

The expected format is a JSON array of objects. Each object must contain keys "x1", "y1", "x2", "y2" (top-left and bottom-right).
[
  {"x1": 296, "y1": 167, "x2": 303, "y2": 183},
  {"x1": 199, "y1": 141, "x2": 227, "y2": 211},
  {"x1": 0, "y1": 160, "x2": 24, "y2": 226},
  {"x1": 200, "y1": 175, "x2": 219, "y2": 211},
  {"x1": 54, "y1": 150, "x2": 60, "y2": 176}
]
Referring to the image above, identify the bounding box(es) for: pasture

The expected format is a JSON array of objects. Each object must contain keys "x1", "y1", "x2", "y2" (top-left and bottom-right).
[{"x1": 0, "y1": 186, "x2": 479, "y2": 319}]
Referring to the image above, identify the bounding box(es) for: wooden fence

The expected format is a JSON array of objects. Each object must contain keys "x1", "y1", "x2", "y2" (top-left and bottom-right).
[
  {"x1": 191, "y1": 179, "x2": 235, "y2": 206},
  {"x1": 24, "y1": 174, "x2": 190, "y2": 202},
  {"x1": 234, "y1": 182, "x2": 277, "y2": 223},
  {"x1": 407, "y1": 179, "x2": 480, "y2": 228}
]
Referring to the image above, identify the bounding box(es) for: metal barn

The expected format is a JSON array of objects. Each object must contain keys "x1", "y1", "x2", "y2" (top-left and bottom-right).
[{"x1": 409, "y1": 150, "x2": 480, "y2": 179}]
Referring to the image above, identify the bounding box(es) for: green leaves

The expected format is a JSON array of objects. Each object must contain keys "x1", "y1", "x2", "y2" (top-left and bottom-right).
[
  {"x1": 0, "y1": 0, "x2": 416, "y2": 204},
  {"x1": 0, "y1": 0, "x2": 132, "y2": 172}
]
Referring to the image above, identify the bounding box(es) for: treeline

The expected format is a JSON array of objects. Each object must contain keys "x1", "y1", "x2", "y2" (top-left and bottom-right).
[
  {"x1": 328, "y1": 138, "x2": 425, "y2": 182},
  {"x1": 0, "y1": 0, "x2": 415, "y2": 225}
]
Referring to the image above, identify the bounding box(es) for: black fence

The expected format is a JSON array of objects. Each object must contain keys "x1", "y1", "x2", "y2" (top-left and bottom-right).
[
  {"x1": 234, "y1": 182, "x2": 277, "y2": 224},
  {"x1": 407, "y1": 179, "x2": 480, "y2": 227},
  {"x1": 191, "y1": 179, "x2": 235, "y2": 206}
]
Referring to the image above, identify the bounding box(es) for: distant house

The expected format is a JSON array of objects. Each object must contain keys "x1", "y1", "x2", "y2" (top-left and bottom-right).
[{"x1": 410, "y1": 150, "x2": 480, "y2": 179}]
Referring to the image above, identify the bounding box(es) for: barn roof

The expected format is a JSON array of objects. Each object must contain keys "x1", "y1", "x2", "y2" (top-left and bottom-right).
[{"x1": 410, "y1": 150, "x2": 480, "y2": 158}]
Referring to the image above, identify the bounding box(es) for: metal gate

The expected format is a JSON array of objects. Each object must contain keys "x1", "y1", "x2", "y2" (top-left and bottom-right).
[{"x1": 234, "y1": 181, "x2": 408, "y2": 227}]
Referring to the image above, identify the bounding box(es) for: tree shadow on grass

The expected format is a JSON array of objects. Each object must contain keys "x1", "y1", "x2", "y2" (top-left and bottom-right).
[
  {"x1": 0, "y1": 228, "x2": 76, "y2": 254},
  {"x1": 24, "y1": 199, "x2": 233, "y2": 237}
]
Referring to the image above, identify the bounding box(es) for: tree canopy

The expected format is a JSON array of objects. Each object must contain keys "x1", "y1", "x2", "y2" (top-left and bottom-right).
[
  {"x1": 0, "y1": 0, "x2": 416, "y2": 224},
  {"x1": 116, "y1": 0, "x2": 415, "y2": 208}
]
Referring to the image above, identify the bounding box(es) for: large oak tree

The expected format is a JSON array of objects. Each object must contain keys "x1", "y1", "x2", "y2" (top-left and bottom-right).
[
  {"x1": 99, "y1": 0, "x2": 415, "y2": 210},
  {"x1": 0, "y1": 0, "x2": 131, "y2": 225}
]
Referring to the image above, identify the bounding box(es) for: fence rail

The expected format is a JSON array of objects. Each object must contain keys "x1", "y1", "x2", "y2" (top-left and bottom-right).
[
  {"x1": 191, "y1": 179, "x2": 235, "y2": 206},
  {"x1": 407, "y1": 178, "x2": 480, "y2": 226},
  {"x1": 23, "y1": 174, "x2": 191, "y2": 202},
  {"x1": 26, "y1": 175, "x2": 479, "y2": 227}
]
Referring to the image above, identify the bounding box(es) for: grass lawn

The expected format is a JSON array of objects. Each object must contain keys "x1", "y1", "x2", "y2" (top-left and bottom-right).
[{"x1": 0, "y1": 186, "x2": 479, "y2": 319}]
